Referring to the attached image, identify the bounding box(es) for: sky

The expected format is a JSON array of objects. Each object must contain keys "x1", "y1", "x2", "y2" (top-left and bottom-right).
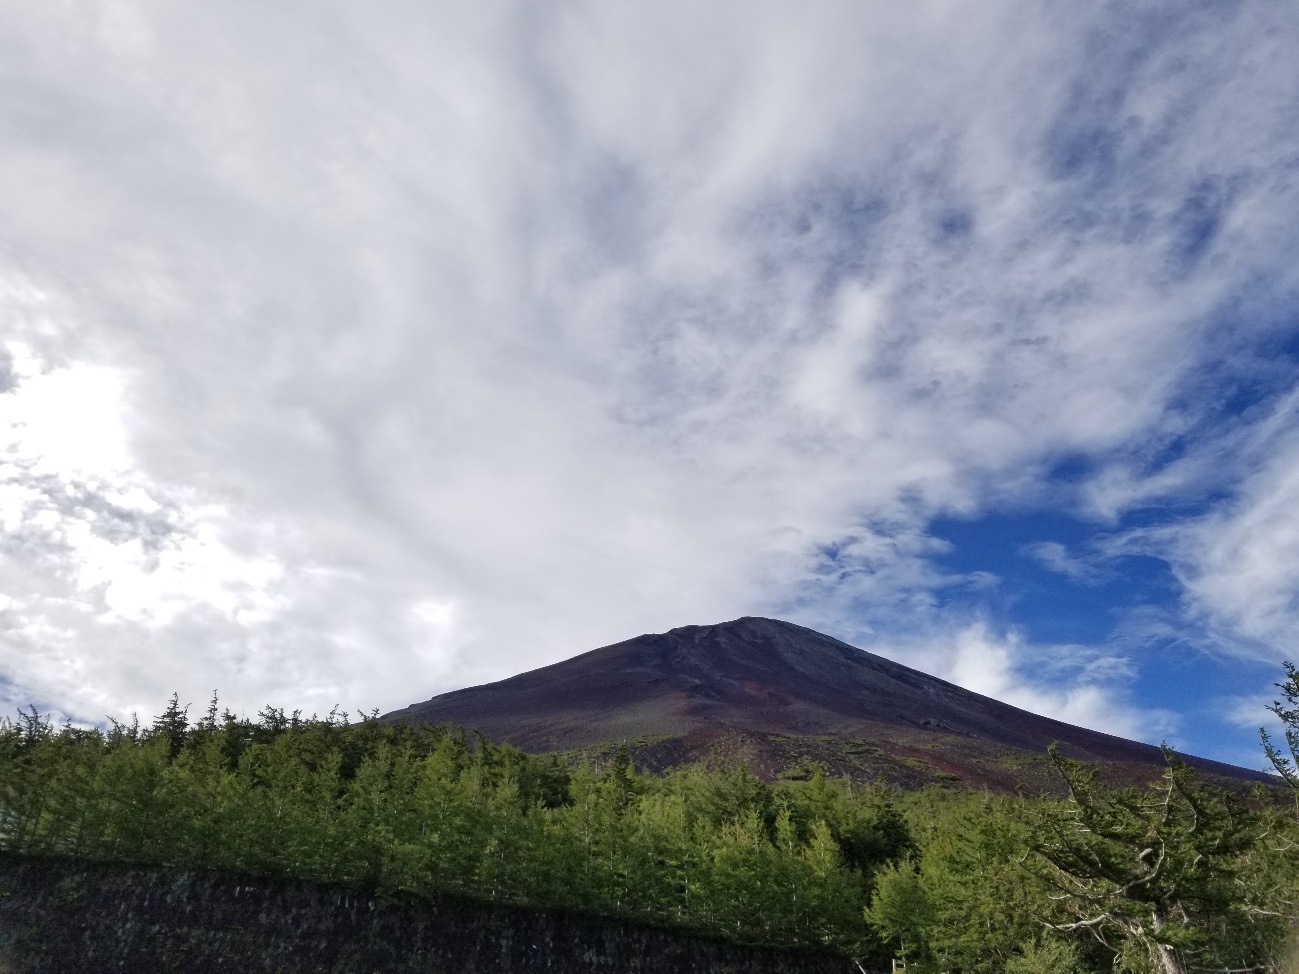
[{"x1": 1, "y1": 1, "x2": 1298, "y2": 770}]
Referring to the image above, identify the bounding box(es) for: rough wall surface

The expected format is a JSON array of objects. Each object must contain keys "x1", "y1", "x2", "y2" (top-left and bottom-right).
[{"x1": 0, "y1": 855, "x2": 851, "y2": 974}]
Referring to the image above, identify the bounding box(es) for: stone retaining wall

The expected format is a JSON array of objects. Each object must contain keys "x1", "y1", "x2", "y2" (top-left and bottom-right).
[{"x1": 0, "y1": 855, "x2": 852, "y2": 974}]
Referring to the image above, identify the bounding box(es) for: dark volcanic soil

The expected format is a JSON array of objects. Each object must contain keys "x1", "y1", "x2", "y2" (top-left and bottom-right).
[{"x1": 383, "y1": 617, "x2": 1271, "y2": 793}]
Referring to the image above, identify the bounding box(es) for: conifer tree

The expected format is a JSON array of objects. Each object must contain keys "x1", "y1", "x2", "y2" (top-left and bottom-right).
[
  {"x1": 1260, "y1": 660, "x2": 1299, "y2": 812},
  {"x1": 1029, "y1": 745, "x2": 1264, "y2": 974},
  {"x1": 151, "y1": 693, "x2": 190, "y2": 760}
]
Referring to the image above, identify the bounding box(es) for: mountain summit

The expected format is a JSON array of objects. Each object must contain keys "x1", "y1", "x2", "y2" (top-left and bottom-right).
[{"x1": 384, "y1": 617, "x2": 1266, "y2": 791}]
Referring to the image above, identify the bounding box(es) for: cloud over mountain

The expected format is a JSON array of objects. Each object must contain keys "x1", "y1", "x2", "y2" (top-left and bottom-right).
[{"x1": 1, "y1": 1, "x2": 1298, "y2": 762}]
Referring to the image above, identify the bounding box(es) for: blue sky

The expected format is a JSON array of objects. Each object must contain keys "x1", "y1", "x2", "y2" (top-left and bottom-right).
[{"x1": 1, "y1": 1, "x2": 1298, "y2": 770}]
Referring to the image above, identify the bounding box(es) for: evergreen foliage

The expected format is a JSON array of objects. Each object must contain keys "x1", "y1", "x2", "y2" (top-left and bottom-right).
[
  {"x1": 1026, "y1": 745, "x2": 1276, "y2": 974},
  {"x1": 867, "y1": 789, "x2": 1059, "y2": 972},
  {"x1": 1, "y1": 684, "x2": 1296, "y2": 972},
  {"x1": 0, "y1": 700, "x2": 904, "y2": 959},
  {"x1": 1261, "y1": 660, "x2": 1299, "y2": 810},
  {"x1": 866, "y1": 744, "x2": 1294, "y2": 974}
]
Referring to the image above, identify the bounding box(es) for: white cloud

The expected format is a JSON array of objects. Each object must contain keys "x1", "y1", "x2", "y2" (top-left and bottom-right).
[
  {"x1": 1153, "y1": 423, "x2": 1299, "y2": 656},
  {"x1": 0, "y1": 1, "x2": 1296, "y2": 747},
  {"x1": 872, "y1": 620, "x2": 1171, "y2": 743},
  {"x1": 0, "y1": 349, "x2": 131, "y2": 477},
  {"x1": 0, "y1": 341, "x2": 466, "y2": 722},
  {"x1": 1224, "y1": 693, "x2": 1281, "y2": 733},
  {"x1": 1023, "y1": 541, "x2": 1101, "y2": 583}
]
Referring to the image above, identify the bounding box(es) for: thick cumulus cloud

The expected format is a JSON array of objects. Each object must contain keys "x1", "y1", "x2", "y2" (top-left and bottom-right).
[{"x1": 1, "y1": 1, "x2": 1298, "y2": 745}]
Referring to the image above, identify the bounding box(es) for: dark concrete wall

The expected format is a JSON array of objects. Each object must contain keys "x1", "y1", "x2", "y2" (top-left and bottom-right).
[{"x1": 0, "y1": 855, "x2": 853, "y2": 974}]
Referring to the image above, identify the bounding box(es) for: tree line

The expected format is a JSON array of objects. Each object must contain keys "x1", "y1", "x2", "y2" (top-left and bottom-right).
[{"x1": 1, "y1": 675, "x2": 1298, "y2": 973}]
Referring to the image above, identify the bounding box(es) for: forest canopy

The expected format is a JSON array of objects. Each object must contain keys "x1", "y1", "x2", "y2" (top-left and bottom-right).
[{"x1": 1, "y1": 683, "x2": 1297, "y2": 974}]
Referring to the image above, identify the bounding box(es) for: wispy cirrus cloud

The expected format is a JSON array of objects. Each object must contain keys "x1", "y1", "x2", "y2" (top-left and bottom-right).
[{"x1": 1023, "y1": 542, "x2": 1104, "y2": 583}]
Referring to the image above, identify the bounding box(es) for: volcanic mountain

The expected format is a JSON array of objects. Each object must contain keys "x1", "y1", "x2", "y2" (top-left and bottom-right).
[{"x1": 384, "y1": 617, "x2": 1269, "y2": 792}]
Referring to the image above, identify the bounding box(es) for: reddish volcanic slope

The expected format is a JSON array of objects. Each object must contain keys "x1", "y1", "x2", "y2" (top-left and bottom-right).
[{"x1": 384, "y1": 617, "x2": 1270, "y2": 792}]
